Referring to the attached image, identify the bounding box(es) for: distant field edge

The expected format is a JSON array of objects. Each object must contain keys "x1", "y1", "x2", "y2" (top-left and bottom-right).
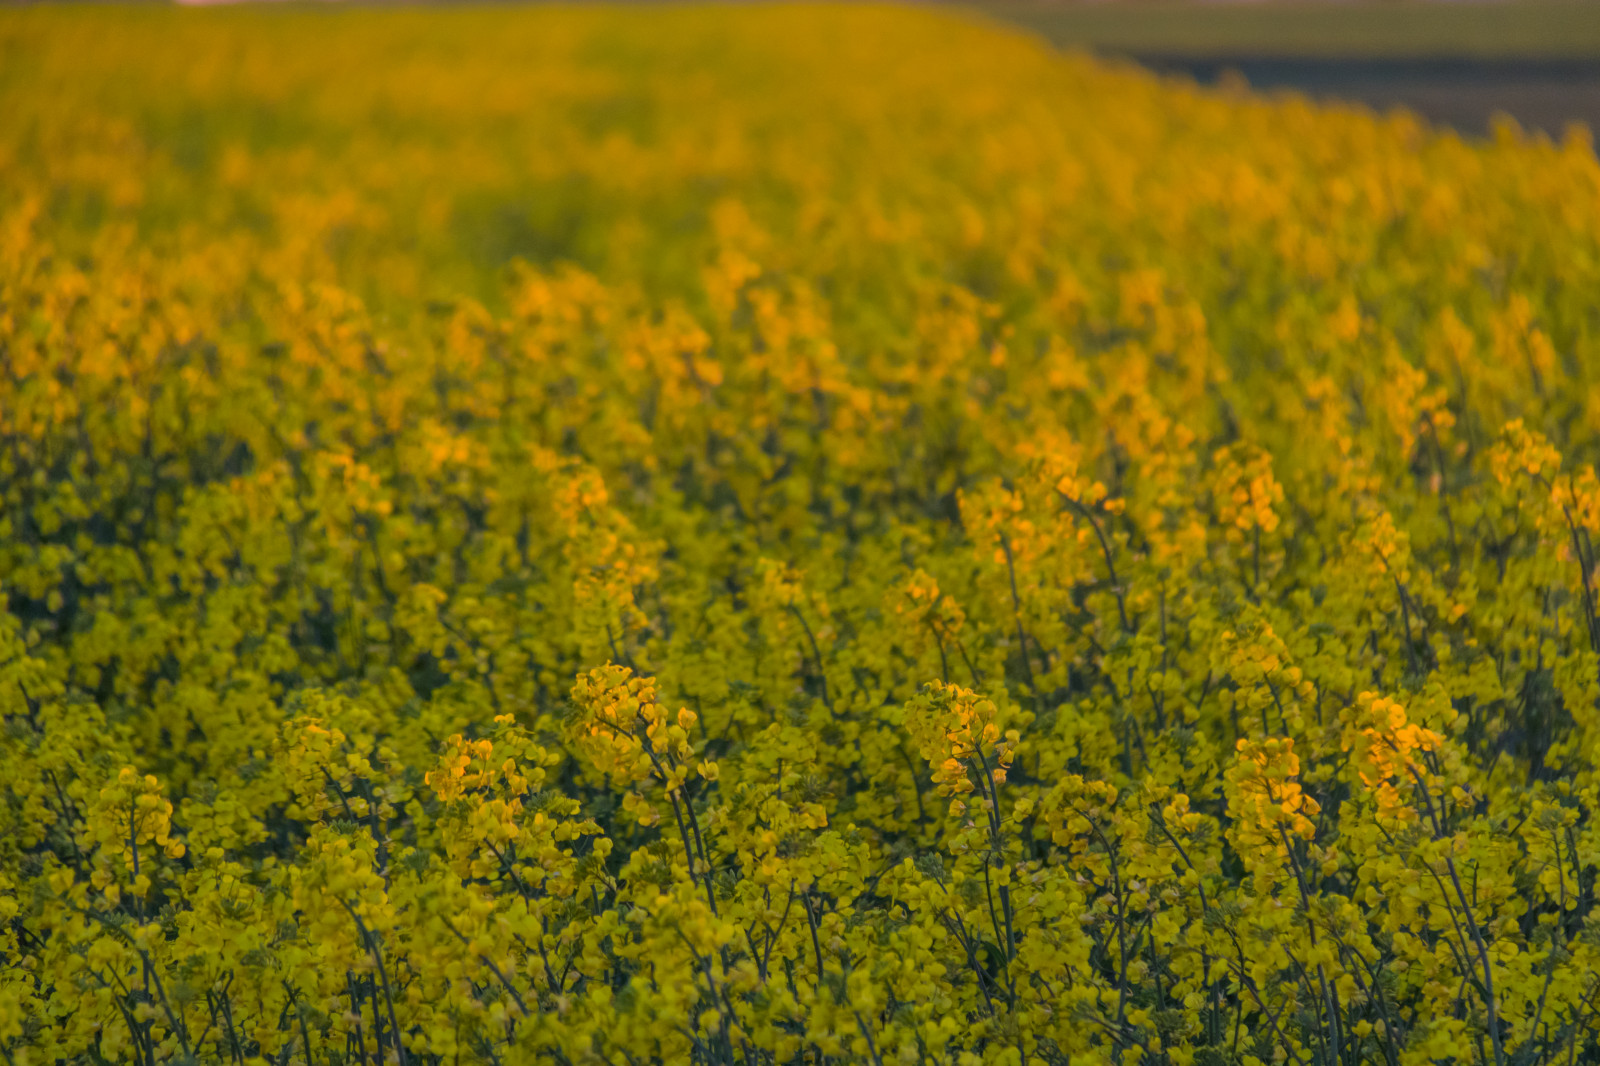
[{"x1": 972, "y1": 0, "x2": 1600, "y2": 60}]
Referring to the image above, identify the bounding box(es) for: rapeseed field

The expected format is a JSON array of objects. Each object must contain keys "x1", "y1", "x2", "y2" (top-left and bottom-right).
[{"x1": 3, "y1": 5, "x2": 1600, "y2": 1064}]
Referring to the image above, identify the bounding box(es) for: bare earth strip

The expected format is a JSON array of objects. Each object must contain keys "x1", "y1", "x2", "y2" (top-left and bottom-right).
[{"x1": 976, "y1": 1, "x2": 1600, "y2": 138}]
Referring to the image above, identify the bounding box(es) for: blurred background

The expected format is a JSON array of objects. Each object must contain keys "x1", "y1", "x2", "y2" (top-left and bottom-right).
[
  {"x1": 147, "y1": 0, "x2": 1600, "y2": 142},
  {"x1": 978, "y1": 0, "x2": 1599, "y2": 139}
]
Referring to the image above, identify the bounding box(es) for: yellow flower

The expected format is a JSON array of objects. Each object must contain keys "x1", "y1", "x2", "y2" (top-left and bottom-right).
[{"x1": 1226, "y1": 737, "x2": 1320, "y2": 862}]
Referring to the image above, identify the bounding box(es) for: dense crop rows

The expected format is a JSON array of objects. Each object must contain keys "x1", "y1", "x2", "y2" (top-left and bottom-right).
[{"x1": 3, "y1": 6, "x2": 1600, "y2": 1064}]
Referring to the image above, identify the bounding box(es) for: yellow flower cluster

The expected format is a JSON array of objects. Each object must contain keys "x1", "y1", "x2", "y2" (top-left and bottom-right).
[
  {"x1": 85, "y1": 768, "x2": 186, "y2": 904},
  {"x1": 1226, "y1": 737, "x2": 1321, "y2": 861},
  {"x1": 905, "y1": 681, "x2": 1016, "y2": 816},
  {"x1": 1213, "y1": 443, "x2": 1284, "y2": 539},
  {"x1": 3, "y1": 4, "x2": 1600, "y2": 1064},
  {"x1": 569, "y1": 666, "x2": 679, "y2": 785},
  {"x1": 1343, "y1": 692, "x2": 1443, "y2": 819}
]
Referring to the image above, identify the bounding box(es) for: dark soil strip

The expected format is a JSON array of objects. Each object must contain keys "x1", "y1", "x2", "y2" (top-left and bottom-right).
[{"x1": 1126, "y1": 55, "x2": 1600, "y2": 140}]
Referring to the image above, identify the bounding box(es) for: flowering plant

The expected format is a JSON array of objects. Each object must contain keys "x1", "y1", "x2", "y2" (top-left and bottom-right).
[{"x1": 3, "y1": 5, "x2": 1600, "y2": 1064}]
